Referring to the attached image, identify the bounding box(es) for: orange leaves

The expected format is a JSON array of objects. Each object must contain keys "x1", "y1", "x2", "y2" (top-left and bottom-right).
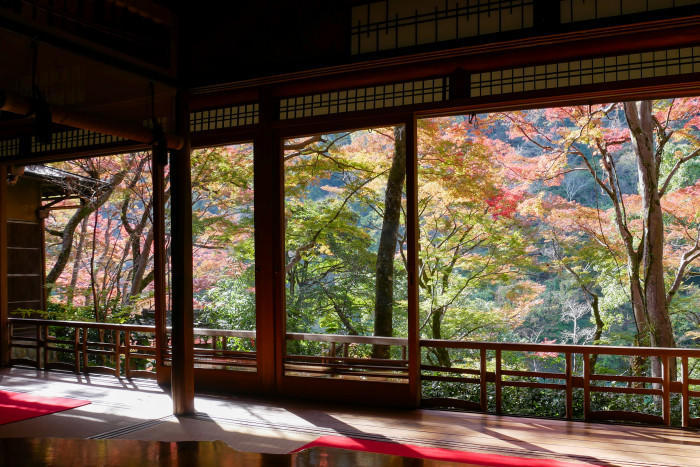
[
  {"x1": 534, "y1": 338, "x2": 560, "y2": 358},
  {"x1": 485, "y1": 188, "x2": 525, "y2": 219},
  {"x1": 663, "y1": 181, "x2": 700, "y2": 222}
]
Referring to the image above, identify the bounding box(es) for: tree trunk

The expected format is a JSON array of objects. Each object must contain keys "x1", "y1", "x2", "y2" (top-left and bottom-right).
[
  {"x1": 624, "y1": 101, "x2": 676, "y2": 378},
  {"x1": 432, "y1": 306, "x2": 451, "y2": 367},
  {"x1": 588, "y1": 295, "x2": 604, "y2": 373},
  {"x1": 130, "y1": 226, "x2": 154, "y2": 299},
  {"x1": 45, "y1": 169, "x2": 128, "y2": 295},
  {"x1": 66, "y1": 214, "x2": 89, "y2": 307},
  {"x1": 372, "y1": 126, "x2": 406, "y2": 359}
]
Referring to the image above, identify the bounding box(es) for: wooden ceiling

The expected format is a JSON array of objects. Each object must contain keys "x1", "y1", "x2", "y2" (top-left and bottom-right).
[{"x1": 1, "y1": 0, "x2": 700, "y2": 158}]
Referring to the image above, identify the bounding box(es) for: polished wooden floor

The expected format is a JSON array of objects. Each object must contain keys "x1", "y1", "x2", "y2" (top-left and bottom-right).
[
  {"x1": 0, "y1": 367, "x2": 698, "y2": 466},
  {"x1": 0, "y1": 438, "x2": 483, "y2": 466}
]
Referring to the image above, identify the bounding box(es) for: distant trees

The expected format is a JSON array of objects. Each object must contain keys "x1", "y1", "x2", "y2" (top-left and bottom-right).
[
  {"x1": 491, "y1": 99, "x2": 700, "y2": 371},
  {"x1": 284, "y1": 129, "x2": 405, "y2": 341},
  {"x1": 40, "y1": 98, "x2": 699, "y2": 370},
  {"x1": 417, "y1": 118, "x2": 540, "y2": 366},
  {"x1": 373, "y1": 126, "x2": 406, "y2": 359},
  {"x1": 44, "y1": 144, "x2": 256, "y2": 323}
]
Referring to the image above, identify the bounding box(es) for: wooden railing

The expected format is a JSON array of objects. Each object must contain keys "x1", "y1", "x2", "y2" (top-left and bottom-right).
[
  {"x1": 420, "y1": 339, "x2": 700, "y2": 428},
  {"x1": 285, "y1": 332, "x2": 409, "y2": 381},
  {"x1": 8, "y1": 318, "x2": 257, "y2": 377},
  {"x1": 8, "y1": 318, "x2": 700, "y2": 427}
]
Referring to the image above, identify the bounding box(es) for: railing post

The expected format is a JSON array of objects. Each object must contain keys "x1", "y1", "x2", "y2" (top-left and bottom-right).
[
  {"x1": 35, "y1": 324, "x2": 41, "y2": 369},
  {"x1": 72, "y1": 327, "x2": 80, "y2": 373},
  {"x1": 682, "y1": 356, "x2": 690, "y2": 428},
  {"x1": 43, "y1": 325, "x2": 49, "y2": 370},
  {"x1": 480, "y1": 347, "x2": 487, "y2": 412},
  {"x1": 565, "y1": 352, "x2": 573, "y2": 420},
  {"x1": 662, "y1": 354, "x2": 671, "y2": 426},
  {"x1": 0, "y1": 165, "x2": 7, "y2": 368},
  {"x1": 583, "y1": 352, "x2": 590, "y2": 421},
  {"x1": 82, "y1": 327, "x2": 88, "y2": 372},
  {"x1": 115, "y1": 330, "x2": 121, "y2": 378},
  {"x1": 495, "y1": 348, "x2": 502, "y2": 415},
  {"x1": 125, "y1": 330, "x2": 131, "y2": 379}
]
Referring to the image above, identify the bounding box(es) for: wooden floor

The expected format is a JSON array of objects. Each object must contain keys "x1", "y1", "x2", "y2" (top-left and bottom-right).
[{"x1": 0, "y1": 368, "x2": 698, "y2": 467}]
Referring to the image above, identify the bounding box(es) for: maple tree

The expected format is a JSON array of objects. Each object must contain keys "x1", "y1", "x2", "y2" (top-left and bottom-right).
[
  {"x1": 417, "y1": 117, "x2": 541, "y2": 366},
  {"x1": 30, "y1": 96, "x2": 699, "y2": 420},
  {"x1": 43, "y1": 144, "x2": 256, "y2": 327},
  {"x1": 284, "y1": 128, "x2": 408, "y2": 358},
  {"x1": 37, "y1": 99, "x2": 698, "y2": 389}
]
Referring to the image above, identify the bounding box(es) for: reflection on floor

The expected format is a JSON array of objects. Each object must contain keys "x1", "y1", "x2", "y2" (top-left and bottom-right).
[{"x1": 0, "y1": 367, "x2": 697, "y2": 467}]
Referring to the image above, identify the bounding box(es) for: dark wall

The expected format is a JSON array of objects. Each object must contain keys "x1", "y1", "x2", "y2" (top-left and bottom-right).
[
  {"x1": 183, "y1": 1, "x2": 352, "y2": 86},
  {"x1": 178, "y1": 0, "x2": 700, "y2": 87}
]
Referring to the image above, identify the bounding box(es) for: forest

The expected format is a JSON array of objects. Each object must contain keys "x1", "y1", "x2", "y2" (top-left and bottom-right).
[{"x1": 34, "y1": 98, "x2": 700, "y2": 420}]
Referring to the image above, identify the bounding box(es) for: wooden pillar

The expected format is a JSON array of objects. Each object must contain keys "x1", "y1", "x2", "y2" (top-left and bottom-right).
[
  {"x1": 682, "y1": 356, "x2": 690, "y2": 428},
  {"x1": 0, "y1": 165, "x2": 7, "y2": 367},
  {"x1": 152, "y1": 137, "x2": 168, "y2": 385},
  {"x1": 495, "y1": 349, "x2": 502, "y2": 415},
  {"x1": 254, "y1": 91, "x2": 283, "y2": 393},
  {"x1": 565, "y1": 352, "x2": 573, "y2": 420},
  {"x1": 169, "y1": 90, "x2": 195, "y2": 415},
  {"x1": 662, "y1": 355, "x2": 671, "y2": 426},
  {"x1": 583, "y1": 352, "x2": 591, "y2": 421},
  {"x1": 479, "y1": 348, "x2": 488, "y2": 412},
  {"x1": 405, "y1": 116, "x2": 421, "y2": 407}
]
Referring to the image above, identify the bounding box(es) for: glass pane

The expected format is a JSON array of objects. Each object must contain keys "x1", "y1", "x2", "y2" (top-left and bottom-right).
[
  {"x1": 284, "y1": 126, "x2": 408, "y2": 378},
  {"x1": 39, "y1": 153, "x2": 159, "y2": 374},
  {"x1": 190, "y1": 143, "x2": 256, "y2": 369},
  {"x1": 417, "y1": 98, "x2": 700, "y2": 419}
]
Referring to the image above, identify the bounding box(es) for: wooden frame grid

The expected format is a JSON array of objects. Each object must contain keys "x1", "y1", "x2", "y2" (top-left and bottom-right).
[
  {"x1": 190, "y1": 103, "x2": 260, "y2": 133},
  {"x1": 1, "y1": 16, "x2": 700, "y2": 418},
  {"x1": 351, "y1": 0, "x2": 535, "y2": 55},
  {"x1": 31, "y1": 129, "x2": 127, "y2": 154},
  {"x1": 560, "y1": 0, "x2": 700, "y2": 24},
  {"x1": 0, "y1": 139, "x2": 20, "y2": 159},
  {"x1": 279, "y1": 78, "x2": 448, "y2": 120},
  {"x1": 471, "y1": 46, "x2": 700, "y2": 97}
]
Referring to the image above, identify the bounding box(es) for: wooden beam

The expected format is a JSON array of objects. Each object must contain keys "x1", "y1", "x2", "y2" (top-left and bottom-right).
[
  {"x1": 152, "y1": 142, "x2": 168, "y2": 386},
  {"x1": 193, "y1": 16, "x2": 700, "y2": 98},
  {"x1": 0, "y1": 166, "x2": 7, "y2": 367},
  {"x1": 405, "y1": 116, "x2": 420, "y2": 407},
  {"x1": 169, "y1": 90, "x2": 195, "y2": 415},
  {"x1": 254, "y1": 91, "x2": 283, "y2": 393},
  {"x1": 0, "y1": 90, "x2": 184, "y2": 151}
]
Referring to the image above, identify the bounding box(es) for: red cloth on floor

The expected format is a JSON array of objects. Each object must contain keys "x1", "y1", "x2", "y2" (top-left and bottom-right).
[
  {"x1": 0, "y1": 390, "x2": 90, "y2": 425},
  {"x1": 293, "y1": 435, "x2": 602, "y2": 467}
]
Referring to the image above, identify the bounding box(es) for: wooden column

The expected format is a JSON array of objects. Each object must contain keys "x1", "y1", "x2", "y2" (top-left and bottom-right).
[
  {"x1": 152, "y1": 139, "x2": 168, "y2": 385},
  {"x1": 495, "y1": 349, "x2": 502, "y2": 415},
  {"x1": 405, "y1": 116, "x2": 421, "y2": 407},
  {"x1": 682, "y1": 356, "x2": 690, "y2": 428},
  {"x1": 583, "y1": 352, "x2": 591, "y2": 421},
  {"x1": 169, "y1": 90, "x2": 195, "y2": 415},
  {"x1": 254, "y1": 91, "x2": 283, "y2": 393},
  {"x1": 479, "y1": 348, "x2": 488, "y2": 412},
  {"x1": 565, "y1": 352, "x2": 573, "y2": 420},
  {"x1": 662, "y1": 355, "x2": 671, "y2": 426},
  {"x1": 0, "y1": 165, "x2": 7, "y2": 367}
]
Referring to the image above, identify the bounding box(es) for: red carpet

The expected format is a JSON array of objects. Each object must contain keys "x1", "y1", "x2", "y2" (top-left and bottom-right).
[
  {"x1": 0, "y1": 390, "x2": 90, "y2": 425},
  {"x1": 293, "y1": 435, "x2": 602, "y2": 466}
]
